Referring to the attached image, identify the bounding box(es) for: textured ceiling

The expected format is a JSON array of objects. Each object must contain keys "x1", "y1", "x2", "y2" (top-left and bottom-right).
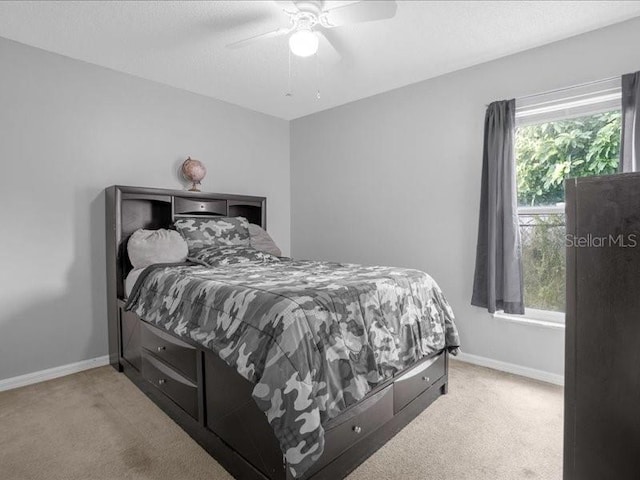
[{"x1": 1, "y1": 1, "x2": 639, "y2": 119}]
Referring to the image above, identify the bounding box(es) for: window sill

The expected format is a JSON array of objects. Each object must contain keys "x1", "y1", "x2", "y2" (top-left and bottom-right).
[{"x1": 492, "y1": 312, "x2": 566, "y2": 330}]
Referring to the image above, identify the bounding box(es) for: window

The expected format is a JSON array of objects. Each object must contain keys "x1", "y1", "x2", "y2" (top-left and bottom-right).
[{"x1": 514, "y1": 79, "x2": 622, "y2": 322}]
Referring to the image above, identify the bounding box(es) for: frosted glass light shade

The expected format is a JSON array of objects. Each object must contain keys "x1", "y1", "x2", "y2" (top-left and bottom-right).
[{"x1": 289, "y1": 29, "x2": 319, "y2": 57}]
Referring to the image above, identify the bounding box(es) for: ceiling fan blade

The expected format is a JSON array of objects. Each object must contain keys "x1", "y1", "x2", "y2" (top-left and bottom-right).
[
  {"x1": 226, "y1": 27, "x2": 293, "y2": 49},
  {"x1": 273, "y1": 1, "x2": 298, "y2": 12},
  {"x1": 317, "y1": 30, "x2": 343, "y2": 64},
  {"x1": 322, "y1": 0, "x2": 397, "y2": 28}
]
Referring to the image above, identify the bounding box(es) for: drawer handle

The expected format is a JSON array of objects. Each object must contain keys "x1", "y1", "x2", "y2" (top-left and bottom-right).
[
  {"x1": 157, "y1": 378, "x2": 166, "y2": 385},
  {"x1": 157, "y1": 346, "x2": 166, "y2": 352},
  {"x1": 422, "y1": 376, "x2": 430, "y2": 382},
  {"x1": 352, "y1": 426, "x2": 362, "y2": 434}
]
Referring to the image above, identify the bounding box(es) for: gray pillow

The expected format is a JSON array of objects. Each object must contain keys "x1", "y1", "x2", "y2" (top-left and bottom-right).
[
  {"x1": 174, "y1": 216, "x2": 250, "y2": 252},
  {"x1": 249, "y1": 224, "x2": 282, "y2": 257}
]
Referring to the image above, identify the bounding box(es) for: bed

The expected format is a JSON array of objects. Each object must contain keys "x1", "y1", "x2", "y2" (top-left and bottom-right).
[{"x1": 106, "y1": 185, "x2": 460, "y2": 480}]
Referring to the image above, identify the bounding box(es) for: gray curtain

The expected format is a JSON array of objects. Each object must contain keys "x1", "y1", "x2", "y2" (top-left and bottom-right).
[
  {"x1": 471, "y1": 99, "x2": 524, "y2": 314},
  {"x1": 621, "y1": 71, "x2": 640, "y2": 173}
]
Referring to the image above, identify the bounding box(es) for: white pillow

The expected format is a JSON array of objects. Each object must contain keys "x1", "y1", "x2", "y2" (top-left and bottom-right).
[
  {"x1": 128, "y1": 229, "x2": 188, "y2": 268},
  {"x1": 125, "y1": 267, "x2": 145, "y2": 297}
]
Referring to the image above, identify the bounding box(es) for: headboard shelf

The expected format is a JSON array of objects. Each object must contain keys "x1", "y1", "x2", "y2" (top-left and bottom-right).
[
  {"x1": 105, "y1": 185, "x2": 267, "y2": 368},
  {"x1": 228, "y1": 199, "x2": 262, "y2": 207},
  {"x1": 121, "y1": 192, "x2": 171, "y2": 203}
]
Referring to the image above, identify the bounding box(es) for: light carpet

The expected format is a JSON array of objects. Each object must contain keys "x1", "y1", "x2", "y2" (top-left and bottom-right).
[{"x1": 0, "y1": 360, "x2": 562, "y2": 480}]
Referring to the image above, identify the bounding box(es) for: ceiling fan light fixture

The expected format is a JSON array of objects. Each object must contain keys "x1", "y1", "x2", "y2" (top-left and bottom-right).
[{"x1": 289, "y1": 29, "x2": 318, "y2": 57}]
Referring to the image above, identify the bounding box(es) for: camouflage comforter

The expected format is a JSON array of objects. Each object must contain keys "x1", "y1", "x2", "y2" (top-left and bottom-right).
[{"x1": 126, "y1": 259, "x2": 460, "y2": 478}]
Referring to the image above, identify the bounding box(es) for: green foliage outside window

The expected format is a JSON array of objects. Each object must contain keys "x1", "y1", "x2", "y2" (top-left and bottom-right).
[
  {"x1": 520, "y1": 214, "x2": 566, "y2": 312},
  {"x1": 516, "y1": 111, "x2": 621, "y2": 206},
  {"x1": 516, "y1": 110, "x2": 621, "y2": 312}
]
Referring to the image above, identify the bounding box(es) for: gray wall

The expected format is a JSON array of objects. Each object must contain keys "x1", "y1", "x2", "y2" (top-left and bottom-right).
[
  {"x1": 291, "y1": 17, "x2": 640, "y2": 378},
  {"x1": 4, "y1": 17, "x2": 640, "y2": 384},
  {"x1": 0, "y1": 38, "x2": 290, "y2": 381}
]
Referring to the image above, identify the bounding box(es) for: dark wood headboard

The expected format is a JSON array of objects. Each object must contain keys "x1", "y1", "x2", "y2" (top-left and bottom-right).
[{"x1": 105, "y1": 185, "x2": 266, "y2": 368}]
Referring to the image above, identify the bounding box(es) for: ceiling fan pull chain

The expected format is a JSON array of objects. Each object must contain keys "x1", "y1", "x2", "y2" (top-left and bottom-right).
[
  {"x1": 316, "y1": 52, "x2": 321, "y2": 100},
  {"x1": 285, "y1": 48, "x2": 293, "y2": 98}
]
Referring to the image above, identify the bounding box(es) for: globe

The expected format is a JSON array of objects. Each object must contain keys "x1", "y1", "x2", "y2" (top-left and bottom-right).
[{"x1": 181, "y1": 157, "x2": 206, "y2": 192}]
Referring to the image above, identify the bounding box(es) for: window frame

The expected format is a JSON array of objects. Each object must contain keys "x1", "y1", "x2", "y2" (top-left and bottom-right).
[
  {"x1": 513, "y1": 79, "x2": 622, "y2": 322},
  {"x1": 515, "y1": 77, "x2": 621, "y2": 127},
  {"x1": 517, "y1": 204, "x2": 567, "y2": 324}
]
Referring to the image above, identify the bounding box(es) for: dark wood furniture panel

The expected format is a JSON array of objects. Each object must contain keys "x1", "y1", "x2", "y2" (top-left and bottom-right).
[
  {"x1": 228, "y1": 199, "x2": 265, "y2": 227},
  {"x1": 393, "y1": 351, "x2": 445, "y2": 413},
  {"x1": 174, "y1": 197, "x2": 227, "y2": 216},
  {"x1": 205, "y1": 352, "x2": 286, "y2": 480},
  {"x1": 306, "y1": 375, "x2": 448, "y2": 480},
  {"x1": 564, "y1": 172, "x2": 640, "y2": 480},
  {"x1": 141, "y1": 322, "x2": 197, "y2": 381},
  {"x1": 121, "y1": 309, "x2": 142, "y2": 371},
  {"x1": 306, "y1": 385, "x2": 394, "y2": 477},
  {"x1": 119, "y1": 333, "x2": 447, "y2": 480},
  {"x1": 120, "y1": 357, "x2": 274, "y2": 480},
  {"x1": 118, "y1": 306, "x2": 449, "y2": 480},
  {"x1": 141, "y1": 351, "x2": 198, "y2": 419},
  {"x1": 106, "y1": 185, "x2": 449, "y2": 480}
]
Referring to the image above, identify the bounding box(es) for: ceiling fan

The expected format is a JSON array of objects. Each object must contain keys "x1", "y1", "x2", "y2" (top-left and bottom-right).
[{"x1": 227, "y1": 1, "x2": 398, "y2": 58}]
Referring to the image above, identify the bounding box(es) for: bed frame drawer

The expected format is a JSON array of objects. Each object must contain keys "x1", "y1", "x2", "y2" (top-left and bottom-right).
[
  {"x1": 174, "y1": 197, "x2": 227, "y2": 216},
  {"x1": 141, "y1": 352, "x2": 198, "y2": 419},
  {"x1": 393, "y1": 352, "x2": 445, "y2": 413},
  {"x1": 308, "y1": 385, "x2": 394, "y2": 476},
  {"x1": 141, "y1": 322, "x2": 197, "y2": 381}
]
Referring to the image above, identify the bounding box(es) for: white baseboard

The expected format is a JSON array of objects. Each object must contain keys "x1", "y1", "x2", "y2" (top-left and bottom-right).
[
  {"x1": 0, "y1": 355, "x2": 110, "y2": 393},
  {"x1": 454, "y1": 352, "x2": 564, "y2": 386}
]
